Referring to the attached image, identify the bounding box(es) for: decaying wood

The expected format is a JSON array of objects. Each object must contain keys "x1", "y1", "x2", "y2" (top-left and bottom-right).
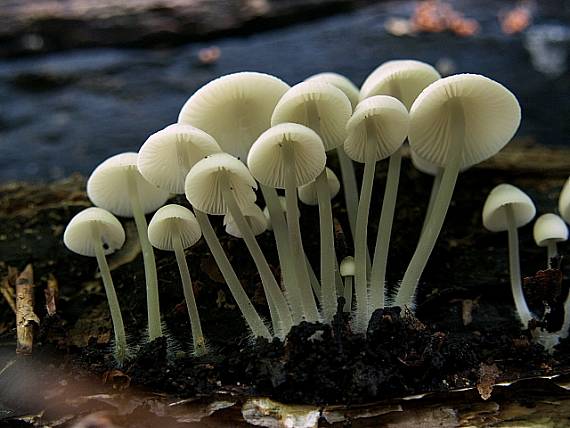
[
  {"x1": 0, "y1": 266, "x2": 18, "y2": 314},
  {"x1": 44, "y1": 273, "x2": 59, "y2": 317},
  {"x1": 16, "y1": 264, "x2": 39, "y2": 355}
]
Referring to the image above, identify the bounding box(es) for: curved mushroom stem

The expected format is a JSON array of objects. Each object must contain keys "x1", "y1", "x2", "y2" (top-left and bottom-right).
[
  {"x1": 336, "y1": 146, "x2": 359, "y2": 239},
  {"x1": 343, "y1": 275, "x2": 354, "y2": 312},
  {"x1": 194, "y1": 210, "x2": 271, "y2": 339},
  {"x1": 354, "y1": 121, "x2": 377, "y2": 332},
  {"x1": 91, "y1": 223, "x2": 128, "y2": 365},
  {"x1": 369, "y1": 146, "x2": 403, "y2": 312},
  {"x1": 221, "y1": 175, "x2": 293, "y2": 338},
  {"x1": 307, "y1": 258, "x2": 321, "y2": 303},
  {"x1": 547, "y1": 240, "x2": 558, "y2": 268},
  {"x1": 127, "y1": 171, "x2": 162, "y2": 340},
  {"x1": 172, "y1": 222, "x2": 207, "y2": 356},
  {"x1": 282, "y1": 142, "x2": 320, "y2": 322},
  {"x1": 420, "y1": 168, "x2": 443, "y2": 238},
  {"x1": 395, "y1": 100, "x2": 465, "y2": 309},
  {"x1": 506, "y1": 205, "x2": 534, "y2": 329}
]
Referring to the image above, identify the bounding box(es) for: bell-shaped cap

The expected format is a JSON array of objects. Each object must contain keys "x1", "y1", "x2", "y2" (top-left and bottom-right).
[
  {"x1": 64, "y1": 207, "x2": 125, "y2": 257},
  {"x1": 305, "y1": 72, "x2": 360, "y2": 110},
  {"x1": 482, "y1": 184, "x2": 536, "y2": 232},
  {"x1": 340, "y1": 256, "x2": 355, "y2": 277},
  {"x1": 344, "y1": 96, "x2": 409, "y2": 163},
  {"x1": 138, "y1": 124, "x2": 221, "y2": 194},
  {"x1": 178, "y1": 72, "x2": 290, "y2": 162},
  {"x1": 224, "y1": 204, "x2": 268, "y2": 238},
  {"x1": 247, "y1": 123, "x2": 326, "y2": 189},
  {"x1": 360, "y1": 60, "x2": 441, "y2": 109},
  {"x1": 148, "y1": 204, "x2": 202, "y2": 251},
  {"x1": 411, "y1": 150, "x2": 440, "y2": 176},
  {"x1": 409, "y1": 74, "x2": 521, "y2": 170},
  {"x1": 87, "y1": 152, "x2": 170, "y2": 218},
  {"x1": 298, "y1": 167, "x2": 341, "y2": 206},
  {"x1": 559, "y1": 177, "x2": 570, "y2": 224},
  {"x1": 185, "y1": 153, "x2": 257, "y2": 215},
  {"x1": 533, "y1": 213, "x2": 568, "y2": 247},
  {"x1": 271, "y1": 81, "x2": 352, "y2": 151}
]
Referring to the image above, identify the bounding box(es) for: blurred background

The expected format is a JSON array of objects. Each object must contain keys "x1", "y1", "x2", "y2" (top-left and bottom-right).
[{"x1": 0, "y1": 0, "x2": 569, "y2": 182}]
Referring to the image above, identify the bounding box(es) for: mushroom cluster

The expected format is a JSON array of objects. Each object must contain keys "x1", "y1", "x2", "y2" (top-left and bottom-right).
[{"x1": 65, "y1": 60, "x2": 565, "y2": 365}]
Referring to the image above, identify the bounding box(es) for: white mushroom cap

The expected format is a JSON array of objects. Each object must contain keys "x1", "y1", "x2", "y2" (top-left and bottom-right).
[
  {"x1": 559, "y1": 177, "x2": 570, "y2": 224},
  {"x1": 344, "y1": 95, "x2": 409, "y2": 163},
  {"x1": 271, "y1": 81, "x2": 352, "y2": 151},
  {"x1": 298, "y1": 167, "x2": 341, "y2": 206},
  {"x1": 409, "y1": 74, "x2": 521, "y2": 170},
  {"x1": 178, "y1": 72, "x2": 290, "y2": 162},
  {"x1": 340, "y1": 256, "x2": 355, "y2": 277},
  {"x1": 224, "y1": 204, "x2": 268, "y2": 238},
  {"x1": 138, "y1": 124, "x2": 221, "y2": 194},
  {"x1": 411, "y1": 150, "x2": 440, "y2": 176},
  {"x1": 148, "y1": 204, "x2": 202, "y2": 251},
  {"x1": 482, "y1": 184, "x2": 536, "y2": 232},
  {"x1": 247, "y1": 123, "x2": 326, "y2": 188},
  {"x1": 263, "y1": 196, "x2": 294, "y2": 231},
  {"x1": 360, "y1": 60, "x2": 441, "y2": 109},
  {"x1": 87, "y1": 153, "x2": 170, "y2": 218},
  {"x1": 533, "y1": 213, "x2": 568, "y2": 247},
  {"x1": 185, "y1": 153, "x2": 257, "y2": 215},
  {"x1": 64, "y1": 207, "x2": 125, "y2": 257},
  {"x1": 305, "y1": 72, "x2": 360, "y2": 110}
]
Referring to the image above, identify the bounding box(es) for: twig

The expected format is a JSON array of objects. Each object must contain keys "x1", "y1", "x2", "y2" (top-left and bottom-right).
[{"x1": 16, "y1": 264, "x2": 39, "y2": 355}]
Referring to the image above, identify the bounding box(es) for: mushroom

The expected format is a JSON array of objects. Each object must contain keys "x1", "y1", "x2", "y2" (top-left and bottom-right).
[
  {"x1": 344, "y1": 95, "x2": 409, "y2": 330},
  {"x1": 186, "y1": 152, "x2": 293, "y2": 337},
  {"x1": 64, "y1": 207, "x2": 128, "y2": 363},
  {"x1": 340, "y1": 256, "x2": 355, "y2": 313},
  {"x1": 483, "y1": 183, "x2": 536, "y2": 328},
  {"x1": 248, "y1": 123, "x2": 326, "y2": 322},
  {"x1": 224, "y1": 204, "x2": 268, "y2": 238},
  {"x1": 271, "y1": 80, "x2": 352, "y2": 322},
  {"x1": 395, "y1": 74, "x2": 521, "y2": 308},
  {"x1": 87, "y1": 152, "x2": 170, "y2": 340},
  {"x1": 148, "y1": 204, "x2": 207, "y2": 356},
  {"x1": 533, "y1": 213, "x2": 568, "y2": 268},
  {"x1": 298, "y1": 167, "x2": 341, "y2": 206},
  {"x1": 559, "y1": 177, "x2": 570, "y2": 224}
]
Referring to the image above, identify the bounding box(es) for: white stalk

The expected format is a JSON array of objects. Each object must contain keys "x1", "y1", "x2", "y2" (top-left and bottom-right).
[
  {"x1": 336, "y1": 146, "x2": 359, "y2": 238},
  {"x1": 547, "y1": 240, "x2": 558, "y2": 268},
  {"x1": 420, "y1": 168, "x2": 443, "y2": 237}
]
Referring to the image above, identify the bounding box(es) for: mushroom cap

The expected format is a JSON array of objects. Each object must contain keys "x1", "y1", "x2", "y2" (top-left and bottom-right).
[
  {"x1": 224, "y1": 204, "x2": 268, "y2": 238},
  {"x1": 340, "y1": 256, "x2": 355, "y2": 277},
  {"x1": 409, "y1": 74, "x2": 521, "y2": 169},
  {"x1": 64, "y1": 207, "x2": 125, "y2": 257},
  {"x1": 87, "y1": 152, "x2": 170, "y2": 218},
  {"x1": 148, "y1": 204, "x2": 202, "y2": 251},
  {"x1": 559, "y1": 177, "x2": 570, "y2": 224},
  {"x1": 533, "y1": 213, "x2": 568, "y2": 246},
  {"x1": 360, "y1": 60, "x2": 441, "y2": 110},
  {"x1": 247, "y1": 123, "x2": 326, "y2": 189},
  {"x1": 344, "y1": 95, "x2": 409, "y2": 163},
  {"x1": 185, "y1": 153, "x2": 257, "y2": 215},
  {"x1": 482, "y1": 184, "x2": 536, "y2": 232},
  {"x1": 271, "y1": 81, "x2": 352, "y2": 151},
  {"x1": 178, "y1": 72, "x2": 290, "y2": 162},
  {"x1": 298, "y1": 167, "x2": 341, "y2": 206},
  {"x1": 305, "y1": 72, "x2": 360, "y2": 110},
  {"x1": 138, "y1": 124, "x2": 221, "y2": 194},
  {"x1": 411, "y1": 150, "x2": 440, "y2": 176}
]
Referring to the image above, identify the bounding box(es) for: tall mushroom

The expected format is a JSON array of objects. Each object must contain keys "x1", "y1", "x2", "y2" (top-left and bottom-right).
[
  {"x1": 395, "y1": 74, "x2": 521, "y2": 308},
  {"x1": 533, "y1": 213, "x2": 568, "y2": 268},
  {"x1": 87, "y1": 153, "x2": 169, "y2": 340}
]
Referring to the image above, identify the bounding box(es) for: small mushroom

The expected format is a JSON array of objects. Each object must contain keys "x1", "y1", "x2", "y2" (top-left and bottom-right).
[
  {"x1": 483, "y1": 183, "x2": 536, "y2": 328},
  {"x1": 64, "y1": 207, "x2": 128, "y2": 364},
  {"x1": 298, "y1": 167, "x2": 340, "y2": 206},
  {"x1": 148, "y1": 204, "x2": 207, "y2": 356},
  {"x1": 559, "y1": 177, "x2": 570, "y2": 224},
  {"x1": 533, "y1": 213, "x2": 568, "y2": 268},
  {"x1": 224, "y1": 204, "x2": 268, "y2": 238}
]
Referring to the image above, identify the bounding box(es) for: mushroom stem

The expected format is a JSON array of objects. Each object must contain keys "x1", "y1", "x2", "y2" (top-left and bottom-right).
[
  {"x1": 354, "y1": 121, "x2": 377, "y2": 331},
  {"x1": 172, "y1": 222, "x2": 207, "y2": 356},
  {"x1": 420, "y1": 168, "x2": 443, "y2": 237},
  {"x1": 395, "y1": 101, "x2": 465, "y2": 308},
  {"x1": 336, "y1": 146, "x2": 359, "y2": 239},
  {"x1": 547, "y1": 240, "x2": 558, "y2": 268},
  {"x1": 91, "y1": 223, "x2": 128, "y2": 365},
  {"x1": 221, "y1": 175, "x2": 293, "y2": 337},
  {"x1": 369, "y1": 146, "x2": 403, "y2": 311},
  {"x1": 282, "y1": 142, "x2": 320, "y2": 322},
  {"x1": 343, "y1": 275, "x2": 353, "y2": 312},
  {"x1": 307, "y1": 257, "x2": 321, "y2": 303},
  {"x1": 194, "y1": 210, "x2": 271, "y2": 339},
  {"x1": 127, "y1": 171, "x2": 162, "y2": 340},
  {"x1": 506, "y1": 204, "x2": 534, "y2": 328}
]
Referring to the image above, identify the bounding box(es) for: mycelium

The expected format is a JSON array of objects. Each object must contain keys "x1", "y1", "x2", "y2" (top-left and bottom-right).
[
  {"x1": 186, "y1": 152, "x2": 293, "y2": 337},
  {"x1": 64, "y1": 207, "x2": 128, "y2": 364},
  {"x1": 271, "y1": 81, "x2": 351, "y2": 322},
  {"x1": 483, "y1": 184, "x2": 536, "y2": 329},
  {"x1": 148, "y1": 204, "x2": 207, "y2": 356},
  {"x1": 87, "y1": 152, "x2": 169, "y2": 340},
  {"x1": 394, "y1": 74, "x2": 521, "y2": 309},
  {"x1": 344, "y1": 95, "x2": 409, "y2": 330},
  {"x1": 533, "y1": 213, "x2": 568, "y2": 268},
  {"x1": 248, "y1": 122, "x2": 327, "y2": 323}
]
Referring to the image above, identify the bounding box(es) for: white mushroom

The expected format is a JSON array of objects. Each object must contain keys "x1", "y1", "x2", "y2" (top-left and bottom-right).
[
  {"x1": 533, "y1": 213, "x2": 568, "y2": 268},
  {"x1": 298, "y1": 167, "x2": 340, "y2": 206},
  {"x1": 224, "y1": 204, "x2": 268, "y2": 238}
]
